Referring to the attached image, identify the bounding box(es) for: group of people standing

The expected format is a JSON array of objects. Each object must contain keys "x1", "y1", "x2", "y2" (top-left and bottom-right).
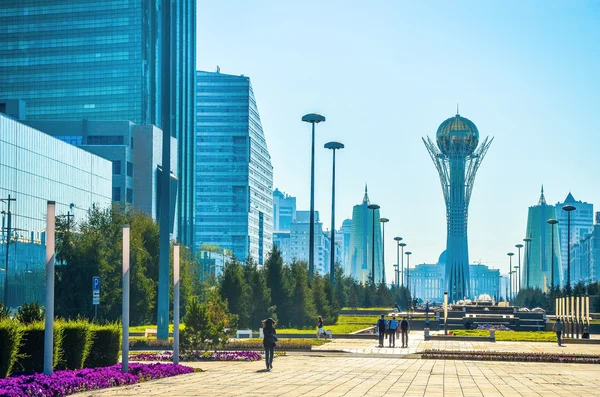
[{"x1": 377, "y1": 314, "x2": 409, "y2": 348}]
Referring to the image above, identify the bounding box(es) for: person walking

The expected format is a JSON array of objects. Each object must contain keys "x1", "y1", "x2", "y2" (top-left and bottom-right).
[
  {"x1": 388, "y1": 316, "x2": 399, "y2": 347},
  {"x1": 400, "y1": 316, "x2": 410, "y2": 348},
  {"x1": 317, "y1": 316, "x2": 325, "y2": 339},
  {"x1": 262, "y1": 318, "x2": 277, "y2": 370},
  {"x1": 376, "y1": 314, "x2": 387, "y2": 347},
  {"x1": 552, "y1": 318, "x2": 563, "y2": 347}
]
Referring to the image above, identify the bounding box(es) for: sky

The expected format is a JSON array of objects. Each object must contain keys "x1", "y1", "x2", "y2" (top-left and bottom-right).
[{"x1": 197, "y1": 1, "x2": 600, "y2": 281}]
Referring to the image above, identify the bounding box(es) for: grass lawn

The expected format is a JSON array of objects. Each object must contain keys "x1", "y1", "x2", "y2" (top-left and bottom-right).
[{"x1": 450, "y1": 330, "x2": 557, "y2": 342}]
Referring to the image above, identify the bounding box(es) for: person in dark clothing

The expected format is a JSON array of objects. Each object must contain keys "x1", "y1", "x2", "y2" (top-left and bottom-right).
[
  {"x1": 262, "y1": 318, "x2": 277, "y2": 370},
  {"x1": 552, "y1": 318, "x2": 563, "y2": 346},
  {"x1": 317, "y1": 316, "x2": 325, "y2": 338},
  {"x1": 400, "y1": 317, "x2": 409, "y2": 348},
  {"x1": 582, "y1": 327, "x2": 590, "y2": 339},
  {"x1": 376, "y1": 315, "x2": 387, "y2": 347}
]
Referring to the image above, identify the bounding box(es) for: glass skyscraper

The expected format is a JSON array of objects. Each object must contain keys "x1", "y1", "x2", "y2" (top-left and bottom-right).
[
  {"x1": 195, "y1": 70, "x2": 273, "y2": 264},
  {"x1": 0, "y1": 0, "x2": 196, "y2": 245},
  {"x1": 1, "y1": 114, "x2": 112, "y2": 307}
]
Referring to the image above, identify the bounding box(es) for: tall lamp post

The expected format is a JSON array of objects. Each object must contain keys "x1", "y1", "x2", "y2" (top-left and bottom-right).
[
  {"x1": 1, "y1": 194, "x2": 16, "y2": 307},
  {"x1": 405, "y1": 251, "x2": 412, "y2": 299},
  {"x1": 514, "y1": 265, "x2": 519, "y2": 297},
  {"x1": 325, "y1": 141, "x2": 344, "y2": 284},
  {"x1": 399, "y1": 243, "x2": 406, "y2": 286},
  {"x1": 562, "y1": 205, "x2": 576, "y2": 293},
  {"x1": 547, "y1": 219, "x2": 559, "y2": 289},
  {"x1": 394, "y1": 237, "x2": 403, "y2": 287},
  {"x1": 379, "y1": 218, "x2": 389, "y2": 284},
  {"x1": 302, "y1": 113, "x2": 326, "y2": 279},
  {"x1": 507, "y1": 252, "x2": 514, "y2": 301},
  {"x1": 523, "y1": 237, "x2": 532, "y2": 289},
  {"x1": 515, "y1": 244, "x2": 523, "y2": 292},
  {"x1": 367, "y1": 204, "x2": 380, "y2": 283}
]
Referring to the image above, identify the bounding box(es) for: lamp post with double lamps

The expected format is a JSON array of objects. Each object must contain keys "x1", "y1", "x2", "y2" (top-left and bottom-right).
[
  {"x1": 302, "y1": 113, "x2": 326, "y2": 279},
  {"x1": 367, "y1": 204, "x2": 380, "y2": 283},
  {"x1": 515, "y1": 244, "x2": 523, "y2": 292},
  {"x1": 562, "y1": 205, "x2": 576, "y2": 293},
  {"x1": 379, "y1": 218, "x2": 389, "y2": 284},
  {"x1": 394, "y1": 237, "x2": 403, "y2": 287},
  {"x1": 324, "y1": 141, "x2": 344, "y2": 285}
]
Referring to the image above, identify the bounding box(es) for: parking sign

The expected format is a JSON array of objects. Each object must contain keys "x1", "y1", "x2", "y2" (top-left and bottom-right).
[{"x1": 92, "y1": 277, "x2": 100, "y2": 305}]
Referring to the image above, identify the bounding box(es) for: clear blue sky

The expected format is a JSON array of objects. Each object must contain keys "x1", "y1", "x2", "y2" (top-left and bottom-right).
[{"x1": 197, "y1": 1, "x2": 600, "y2": 280}]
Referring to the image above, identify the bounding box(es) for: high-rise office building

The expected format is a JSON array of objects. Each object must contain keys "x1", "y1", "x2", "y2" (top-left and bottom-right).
[
  {"x1": 423, "y1": 112, "x2": 492, "y2": 302},
  {"x1": 348, "y1": 186, "x2": 383, "y2": 283},
  {"x1": 555, "y1": 193, "x2": 593, "y2": 286},
  {"x1": 1, "y1": 114, "x2": 112, "y2": 307},
  {"x1": 273, "y1": 188, "x2": 296, "y2": 231},
  {"x1": 195, "y1": 70, "x2": 273, "y2": 264},
  {"x1": 523, "y1": 188, "x2": 562, "y2": 290},
  {"x1": 0, "y1": 0, "x2": 197, "y2": 245},
  {"x1": 338, "y1": 219, "x2": 353, "y2": 274},
  {"x1": 289, "y1": 211, "x2": 327, "y2": 274}
]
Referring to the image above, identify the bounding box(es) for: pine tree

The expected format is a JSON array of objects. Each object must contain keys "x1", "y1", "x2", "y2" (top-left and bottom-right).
[
  {"x1": 219, "y1": 259, "x2": 249, "y2": 328},
  {"x1": 288, "y1": 261, "x2": 317, "y2": 328},
  {"x1": 264, "y1": 247, "x2": 290, "y2": 325},
  {"x1": 244, "y1": 258, "x2": 275, "y2": 329},
  {"x1": 312, "y1": 273, "x2": 332, "y2": 324}
]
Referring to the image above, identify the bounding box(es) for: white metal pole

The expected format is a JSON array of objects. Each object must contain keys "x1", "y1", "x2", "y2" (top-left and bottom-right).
[
  {"x1": 586, "y1": 295, "x2": 590, "y2": 326},
  {"x1": 122, "y1": 225, "x2": 130, "y2": 373},
  {"x1": 173, "y1": 244, "x2": 180, "y2": 365},
  {"x1": 44, "y1": 201, "x2": 56, "y2": 375},
  {"x1": 443, "y1": 292, "x2": 448, "y2": 335}
]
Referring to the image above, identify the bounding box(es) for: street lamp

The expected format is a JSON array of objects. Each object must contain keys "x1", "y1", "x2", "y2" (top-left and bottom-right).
[
  {"x1": 302, "y1": 113, "x2": 326, "y2": 279},
  {"x1": 507, "y1": 252, "x2": 514, "y2": 301},
  {"x1": 514, "y1": 265, "x2": 519, "y2": 297},
  {"x1": 367, "y1": 204, "x2": 380, "y2": 283},
  {"x1": 405, "y1": 251, "x2": 412, "y2": 299},
  {"x1": 547, "y1": 218, "x2": 559, "y2": 289},
  {"x1": 562, "y1": 204, "x2": 576, "y2": 292},
  {"x1": 394, "y1": 237, "x2": 403, "y2": 287},
  {"x1": 523, "y1": 237, "x2": 532, "y2": 288},
  {"x1": 399, "y1": 243, "x2": 407, "y2": 286},
  {"x1": 379, "y1": 218, "x2": 389, "y2": 284},
  {"x1": 325, "y1": 141, "x2": 344, "y2": 285},
  {"x1": 515, "y1": 244, "x2": 523, "y2": 292}
]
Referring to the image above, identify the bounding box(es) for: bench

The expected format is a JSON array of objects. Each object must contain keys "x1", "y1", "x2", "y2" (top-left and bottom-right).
[
  {"x1": 144, "y1": 328, "x2": 157, "y2": 338},
  {"x1": 236, "y1": 329, "x2": 253, "y2": 339}
]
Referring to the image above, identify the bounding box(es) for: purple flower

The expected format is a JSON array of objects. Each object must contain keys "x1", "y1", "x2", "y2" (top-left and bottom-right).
[{"x1": 0, "y1": 363, "x2": 194, "y2": 397}]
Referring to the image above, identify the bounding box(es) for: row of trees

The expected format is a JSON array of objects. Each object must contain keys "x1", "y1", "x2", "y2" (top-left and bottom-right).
[{"x1": 217, "y1": 246, "x2": 413, "y2": 329}]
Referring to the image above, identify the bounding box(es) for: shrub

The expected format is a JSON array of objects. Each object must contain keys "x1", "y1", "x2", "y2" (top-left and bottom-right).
[
  {"x1": 0, "y1": 302, "x2": 10, "y2": 320},
  {"x1": 84, "y1": 323, "x2": 121, "y2": 368},
  {"x1": 14, "y1": 322, "x2": 63, "y2": 374},
  {"x1": 0, "y1": 319, "x2": 23, "y2": 378},
  {"x1": 58, "y1": 320, "x2": 93, "y2": 370},
  {"x1": 15, "y1": 302, "x2": 45, "y2": 324}
]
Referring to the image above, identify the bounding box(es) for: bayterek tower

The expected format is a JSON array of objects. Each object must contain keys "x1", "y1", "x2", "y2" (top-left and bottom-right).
[{"x1": 423, "y1": 111, "x2": 493, "y2": 303}]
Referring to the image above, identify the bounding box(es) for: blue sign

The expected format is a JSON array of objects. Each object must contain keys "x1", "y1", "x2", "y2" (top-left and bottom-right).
[{"x1": 92, "y1": 277, "x2": 100, "y2": 305}]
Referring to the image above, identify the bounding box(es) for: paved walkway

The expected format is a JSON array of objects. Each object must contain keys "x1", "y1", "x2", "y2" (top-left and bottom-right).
[
  {"x1": 75, "y1": 354, "x2": 600, "y2": 397},
  {"x1": 312, "y1": 332, "x2": 600, "y2": 356}
]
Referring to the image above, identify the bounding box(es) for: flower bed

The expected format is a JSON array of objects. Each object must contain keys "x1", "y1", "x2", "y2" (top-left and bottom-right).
[
  {"x1": 0, "y1": 363, "x2": 194, "y2": 397},
  {"x1": 130, "y1": 351, "x2": 265, "y2": 362},
  {"x1": 421, "y1": 349, "x2": 600, "y2": 364}
]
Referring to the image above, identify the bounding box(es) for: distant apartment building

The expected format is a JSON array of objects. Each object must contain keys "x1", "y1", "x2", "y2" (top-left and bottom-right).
[
  {"x1": 289, "y1": 211, "x2": 328, "y2": 274},
  {"x1": 195, "y1": 70, "x2": 273, "y2": 264},
  {"x1": 0, "y1": 114, "x2": 112, "y2": 307},
  {"x1": 555, "y1": 193, "x2": 594, "y2": 286},
  {"x1": 569, "y1": 214, "x2": 600, "y2": 284},
  {"x1": 273, "y1": 188, "x2": 296, "y2": 231}
]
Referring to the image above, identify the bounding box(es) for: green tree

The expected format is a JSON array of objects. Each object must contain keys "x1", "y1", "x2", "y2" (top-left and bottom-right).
[
  {"x1": 375, "y1": 282, "x2": 393, "y2": 307},
  {"x1": 264, "y1": 247, "x2": 291, "y2": 325},
  {"x1": 180, "y1": 296, "x2": 212, "y2": 353},
  {"x1": 287, "y1": 261, "x2": 316, "y2": 328},
  {"x1": 219, "y1": 259, "x2": 248, "y2": 328},
  {"x1": 312, "y1": 273, "x2": 332, "y2": 325},
  {"x1": 205, "y1": 288, "x2": 237, "y2": 347},
  {"x1": 244, "y1": 258, "x2": 275, "y2": 329}
]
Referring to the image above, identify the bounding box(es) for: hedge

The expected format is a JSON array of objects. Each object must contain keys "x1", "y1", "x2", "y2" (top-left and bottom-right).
[
  {"x1": 58, "y1": 320, "x2": 93, "y2": 370},
  {"x1": 84, "y1": 323, "x2": 121, "y2": 368},
  {"x1": 0, "y1": 319, "x2": 23, "y2": 377},
  {"x1": 14, "y1": 322, "x2": 63, "y2": 374}
]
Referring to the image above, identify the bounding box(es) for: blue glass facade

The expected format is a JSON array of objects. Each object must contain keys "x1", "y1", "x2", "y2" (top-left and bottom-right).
[
  {"x1": 0, "y1": 114, "x2": 112, "y2": 307},
  {"x1": 0, "y1": 0, "x2": 196, "y2": 245},
  {"x1": 195, "y1": 71, "x2": 273, "y2": 264}
]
